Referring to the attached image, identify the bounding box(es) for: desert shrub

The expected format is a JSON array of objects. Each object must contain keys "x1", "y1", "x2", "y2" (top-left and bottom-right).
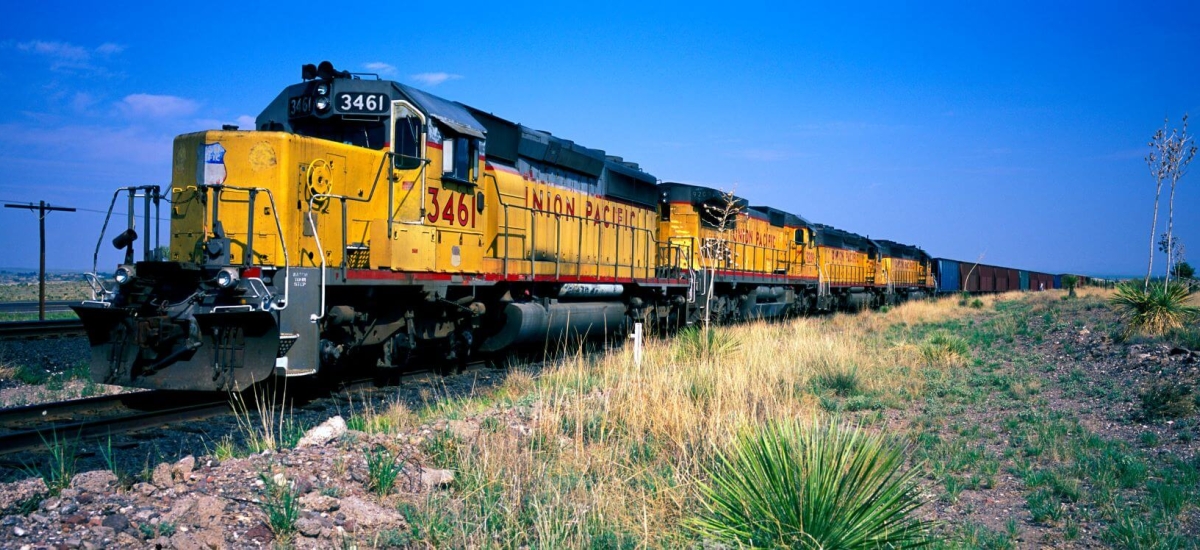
[
  {"x1": 690, "y1": 417, "x2": 932, "y2": 548},
  {"x1": 1063, "y1": 275, "x2": 1079, "y2": 298},
  {"x1": 675, "y1": 325, "x2": 741, "y2": 360},
  {"x1": 366, "y1": 446, "x2": 404, "y2": 496},
  {"x1": 1140, "y1": 380, "x2": 1196, "y2": 420},
  {"x1": 920, "y1": 331, "x2": 970, "y2": 367},
  {"x1": 1110, "y1": 281, "x2": 1199, "y2": 336},
  {"x1": 811, "y1": 363, "x2": 862, "y2": 398},
  {"x1": 259, "y1": 472, "x2": 299, "y2": 539}
]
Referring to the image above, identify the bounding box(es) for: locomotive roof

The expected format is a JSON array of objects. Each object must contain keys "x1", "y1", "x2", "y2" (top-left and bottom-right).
[
  {"x1": 812, "y1": 223, "x2": 877, "y2": 253},
  {"x1": 658, "y1": 182, "x2": 750, "y2": 210},
  {"x1": 874, "y1": 239, "x2": 929, "y2": 261},
  {"x1": 749, "y1": 205, "x2": 809, "y2": 229}
]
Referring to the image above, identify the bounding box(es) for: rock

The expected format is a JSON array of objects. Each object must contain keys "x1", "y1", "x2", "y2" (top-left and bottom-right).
[
  {"x1": 448, "y1": 420, "x2": 479, "y2": 440},
  {"x1": 63, "y1": 536, "x2": 82, "y2": 548},
  {"x1": 60, "y1": 502, "x2": 78, "y2": 515},
  {"x1": 193, "y1": 495, "x2": 226, "y2": 524},
  {"x1": 174, "y1": 456, "x2": 196, "y2": 478},
  {"x1": 151, "y1": 463, "x2": 174, "y2": 488},
  {"x1": 299, "y1": 493, "x2": 340, "y2": 513},
  {"x1": 41, "y1": 497, "x2": 60, "y2": 510},
  {"x1": 296, "y1": 416, "x2": 347, "y2": 448},
  {"x1": 297, "y1": 516, "x2": 324, "y2": 538},
  {"x1": 133, "y1": 482, "x2": 157, "y2": 497},
  {"x1": 0, "y1": 478, "x2": 47, "y2": 513},
  {"x1": 70, "y1": 471, "x2": 118, "y2": 494},
  {"x1": 62, "y1": 514, "x2": 88, "y2": 525},
  {"x1": 336, "y1": 497, "x2": 407, "y2": 530},
  {"x1": 29, "y1": 513, "x2": 48, "y2": 524},
  {"x1": 420, "y1": 467, "x2": 455, "y2": 489},
  {"x1": 168, "y1": 531, "x2": 213, "y2": 550},
  {"x1": 101, "y1": 513, "x2": 130, "y2": 533},
  {"x1": 163, "y1": 496, "x2": 198, "y2": 525},
  {"x1": 12, "y1": 526, "x2": 26, "y2": 536},
  {"x1": 244, "y1": 522, "x2": 274, "y2": 544}
]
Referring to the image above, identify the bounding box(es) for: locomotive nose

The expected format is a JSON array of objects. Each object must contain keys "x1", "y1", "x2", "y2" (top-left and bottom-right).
[{"x1": 72, "y1": 303, "x2": 280, "y2": 391}]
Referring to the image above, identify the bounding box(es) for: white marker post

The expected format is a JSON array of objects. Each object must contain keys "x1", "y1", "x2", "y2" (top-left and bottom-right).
[{"x1": 632, "y1": 322, "x2": 644, "y2": 366}]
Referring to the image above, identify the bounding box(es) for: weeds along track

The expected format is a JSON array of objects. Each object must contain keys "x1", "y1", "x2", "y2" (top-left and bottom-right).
[{"x1": 0, "y1": 319, "x2": 84, "y2": 340}]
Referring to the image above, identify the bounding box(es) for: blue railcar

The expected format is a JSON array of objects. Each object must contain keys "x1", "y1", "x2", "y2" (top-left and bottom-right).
[
  {"x1": 1053, "y1": 274, "x2": 1062, "y2": 289},
  {"x1": 1019, "y1": 270, "x2": 1030, "y2": 291},
  {"x1": 935, "y1": 258, "x2": 961, "y2": 293}
]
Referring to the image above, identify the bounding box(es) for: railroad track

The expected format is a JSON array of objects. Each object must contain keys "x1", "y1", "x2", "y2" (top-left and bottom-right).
[
  {"x1": 0, "y1": 319, "x2": 85, "y2": 340},
  {"x1": 0, "y1": 392, "x2": 232, "y2": 456}
]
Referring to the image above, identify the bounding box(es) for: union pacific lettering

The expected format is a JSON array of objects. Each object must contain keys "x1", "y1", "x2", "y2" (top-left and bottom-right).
[
  {"x1": 824, "y1": 247, "x2": 864, "y2": 264},
  {"x1": 727, "y1": 227, "x2": 778, "y2": 249},
  {"x1": 524, "y1": 186, "x2": 645, "y2": 228}
]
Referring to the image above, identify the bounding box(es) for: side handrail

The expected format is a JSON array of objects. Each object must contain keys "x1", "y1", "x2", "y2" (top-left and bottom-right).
[
  {"x1": 307, "y1": 152, "x2": 423, "y2": 322},
  {"x1": 216, "y1": 184, "x2": 291, "y2": 311}
]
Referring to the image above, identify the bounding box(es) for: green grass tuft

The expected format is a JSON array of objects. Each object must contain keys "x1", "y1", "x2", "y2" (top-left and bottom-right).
[
  {"x1": 1110, "y1": 281, "x2": 1199, "y2": 337},
  {"x1": 675, "y1": 325, "x2": 742, "y2": 360},
  {"x1": 690, "y1": 417, "x2": 933, "y2": 548}
]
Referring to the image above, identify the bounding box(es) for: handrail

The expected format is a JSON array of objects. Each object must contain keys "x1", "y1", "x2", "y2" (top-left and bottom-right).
[
  {"x1": 87, "y1": 185, "x2": 161, "y2": 300},
  {"x1": 306, "y1": 152, "x2": 412, "y2": 323},
  {"x1": 216, "y1": 184, "x2": 291, "y2": 311}
]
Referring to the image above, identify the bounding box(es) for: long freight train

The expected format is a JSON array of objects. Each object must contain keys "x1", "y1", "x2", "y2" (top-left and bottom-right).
[{"x1": 72, "y1": 62, "x2": 1057, "y2": 392}]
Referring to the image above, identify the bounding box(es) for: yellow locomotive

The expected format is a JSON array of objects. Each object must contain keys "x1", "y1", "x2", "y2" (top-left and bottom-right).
[{"x1": 73, "y1": 61, "x2": 935, "y2": 392}]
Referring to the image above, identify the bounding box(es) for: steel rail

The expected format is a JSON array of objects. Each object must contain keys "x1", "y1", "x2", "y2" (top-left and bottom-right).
[{"x1": 0, "y1": 319, "x2": 85, "y2": 340}]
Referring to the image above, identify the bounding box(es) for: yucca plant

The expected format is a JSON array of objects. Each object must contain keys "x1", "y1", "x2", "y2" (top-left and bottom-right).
[
  {"x1": 1110, "y1": 281, "x2": 1199, "y2": 336},
  {"x1": 690, "y1": 417, "x2": 933, "y2": 549},
  {"x1": 676, "y1": 325, "x2": 742, "y2": 360}
]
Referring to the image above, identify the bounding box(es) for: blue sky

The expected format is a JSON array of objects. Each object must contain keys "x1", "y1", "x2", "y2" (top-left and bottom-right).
[{"x1": 0, "y1": 2, "x2": 1196, "y2": 276}]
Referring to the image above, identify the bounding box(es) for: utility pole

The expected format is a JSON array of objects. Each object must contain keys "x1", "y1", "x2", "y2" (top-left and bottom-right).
[{"x1": 4, "y1": 201, "x2": 77, "y2": 320}]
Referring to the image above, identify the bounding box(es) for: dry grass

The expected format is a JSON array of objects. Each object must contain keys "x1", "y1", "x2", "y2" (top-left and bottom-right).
[{"x1": 399, "y1": 295, "x2": 1002, "y2": 546}]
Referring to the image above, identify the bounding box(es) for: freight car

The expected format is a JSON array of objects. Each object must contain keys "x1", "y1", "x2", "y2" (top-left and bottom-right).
[
  {"x1": 932, "y1": 259, "x2": 1057, "y2": 293},
  {"x1": 72, "y1": 61, "x2": 1039, "y2": 393}
]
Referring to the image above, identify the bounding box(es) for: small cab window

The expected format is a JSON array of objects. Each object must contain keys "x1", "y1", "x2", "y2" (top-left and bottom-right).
[
  {"x1": 795, "y1": 229, "x2": 805, "y2": 245},
  {"x1": 442, "y1": 136, "x2": 476, "y2": 183},
  {"x1": 392, "y1": 115, "x2": 422, "y2": 169}
]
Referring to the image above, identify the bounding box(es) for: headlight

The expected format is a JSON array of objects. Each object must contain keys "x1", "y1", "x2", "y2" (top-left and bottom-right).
[
  {"x1": 315, "y1": 97, "x2": 330, "y2": 112},
  {"x1": 216, "y1": 267, "x2": 239, "y2": 289},
  {"x1": 315, "y1": 84, "x2": 328, "y2": 96},
  {"x1": 114, "y1": 265, "x2": 135, "y2": 285}
]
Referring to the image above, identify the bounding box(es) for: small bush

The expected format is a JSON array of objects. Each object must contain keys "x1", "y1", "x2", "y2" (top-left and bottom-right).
[
  {"x1": 675, "y1": 325, "x2": 741, "y2": 360},
  {"x1": 969, "y1": 298, "x2": 984, "y2": 309},
  {"x1": 811, "y1": 364, "x2": 862, "y2": 398},
  {"x1": 920, "y1": 331, "x2": 970, "y2": 367},
  {"x1": 259, "y1": 472, "x2": 299, "y2": 540},
  {"x1": 1110, "y1": 281, "x2": 1200, "y2": 337},
  {"x1": 365, "y1": 446, "x2": 403, "y2": 496},
  {"x1": 1140, "y1": 381, "x2": 1196, "y2": 420},
  {"x1": 690, "y1": 417, "x2": 933, "y2": 548},
  {"x1": 21, "y1": 431, "x2": 79, "y2": 495}
]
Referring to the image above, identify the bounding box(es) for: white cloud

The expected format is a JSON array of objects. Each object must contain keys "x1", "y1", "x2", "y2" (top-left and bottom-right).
[
  {"x1": 236, "y1": 115, "x2": 256, "y2": 129},
  {"x1": 119, "y1": 94, "x2": 200, "y2": 119},
  {"x1": 15, "y1": 40, "x2": 124, "y2": 73},
  {"x1": 410, "y1": 72, "x2": 462, "y2": 86},
  {"x1": 94, "y1": 43, "x2": 125, "y2": 56},
  {"x1": 364, "y1": 62, "x2": 397, "y2": 76},
  {"x1": 70, "y1": 92, "x2": 97, "y2": 112}
]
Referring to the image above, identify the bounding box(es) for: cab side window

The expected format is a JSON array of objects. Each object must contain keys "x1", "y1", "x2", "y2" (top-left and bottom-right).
[{"x1": 442, "y1": 136, "x2": 477, "y2": 183}]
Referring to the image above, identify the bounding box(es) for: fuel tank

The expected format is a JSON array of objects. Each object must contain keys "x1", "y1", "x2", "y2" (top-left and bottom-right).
[{"x1": 478, "y1": 301, "x2": 627, "y2": 352}]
